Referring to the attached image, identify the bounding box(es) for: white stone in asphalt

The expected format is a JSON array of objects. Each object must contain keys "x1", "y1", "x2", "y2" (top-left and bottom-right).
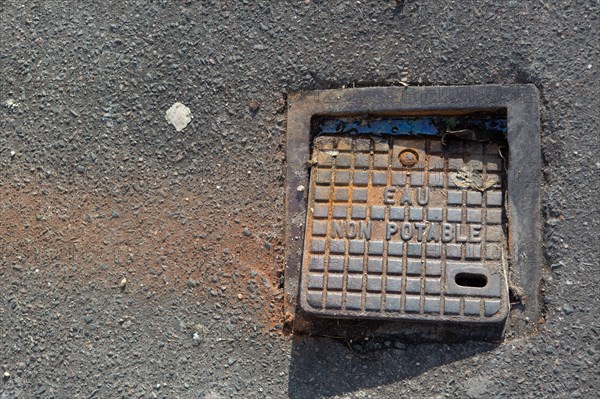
[{"x1": 165, "y1": 102, "x2": 192, "y2": 132}]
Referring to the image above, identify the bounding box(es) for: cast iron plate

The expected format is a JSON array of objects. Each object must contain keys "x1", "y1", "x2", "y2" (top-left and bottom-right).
[{"x1": 300, "y1": 135, "x2": 508, "y2": 323}]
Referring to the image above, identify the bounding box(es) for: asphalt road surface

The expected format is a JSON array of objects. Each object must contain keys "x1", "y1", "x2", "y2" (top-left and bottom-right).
[{"x1": 1, "y1": 1, "x2": 598, "y2": 398}]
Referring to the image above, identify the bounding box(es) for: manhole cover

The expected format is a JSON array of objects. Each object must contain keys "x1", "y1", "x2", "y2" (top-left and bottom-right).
[
  {"x1": 301, "y1": 133, "x2": 507, "y2": 322},
  {"x1": 285, "y1": 86, "x2": 542, "y2": 339}
]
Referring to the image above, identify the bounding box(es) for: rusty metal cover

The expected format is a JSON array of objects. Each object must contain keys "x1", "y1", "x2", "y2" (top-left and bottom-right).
[
  {"x1": 285, "y1": 85, "x2": 542, "y2": 339},
  {"x1": 300, "y1": 134, "x2": 508, "y2": 323}
]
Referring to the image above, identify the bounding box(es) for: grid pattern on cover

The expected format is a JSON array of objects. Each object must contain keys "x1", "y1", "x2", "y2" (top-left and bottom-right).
[{"x1": 301, "y1": 135, "x2": 508, "y2": 322}]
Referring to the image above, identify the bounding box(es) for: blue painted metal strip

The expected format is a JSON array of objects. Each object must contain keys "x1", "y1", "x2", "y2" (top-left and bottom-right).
[{"x1": 315, "y1": 116, "x2": 507, "y2": 138}]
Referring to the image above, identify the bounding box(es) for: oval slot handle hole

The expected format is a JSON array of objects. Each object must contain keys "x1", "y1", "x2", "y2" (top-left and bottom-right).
[{"x1": 455, "y1": 273, "x2": 488, "y2": 288}]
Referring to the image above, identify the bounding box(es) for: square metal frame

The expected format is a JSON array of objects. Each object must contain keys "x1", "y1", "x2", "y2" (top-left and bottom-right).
[{"x1": 285, "y1": 85, "x2": 542, "y2": 340}]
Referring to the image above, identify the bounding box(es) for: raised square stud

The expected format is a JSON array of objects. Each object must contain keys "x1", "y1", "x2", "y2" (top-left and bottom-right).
[
  {"x1": 328, "y1": 256, "x2": 345, "y2": 272},
  {"x1": 447, "y1": 208, "x2": 462, "y2": 222},
  {"x1": 405, "y1": 295, "x2": 421, "y2": 313},
  {"x1": 337, "y1": 153, "x2": 351, "y2": 168},
  {"x1": 467, "y1": 191, "x2": 482, "y2": 206},
  {"x1": 384, "y1": 295, "x2": 401, "y2": 312},
  {"x1": 424, "y1": 297, "x2": 441, "y2": 314},
  {"x1": 312, "y1": 221, "x2": 327, "y2": 236},
  {"x1": 389, "y1": 206, "x2": 404, "y2": 220},
  {"x1": 406, "y1": 277, "x2": 421, "y2": 294},
  {"x1": 387, "y1": 258, "x2": 403, "y2": 274},
  {"x1": 333, "y1": 205, "x2": 348, "y2": 219},
  {"x1": 365, "y1": 294, "x2": 382, "y2": 311},
  {"x1": 367, "y1": 258, "x2": 383, "y2": 274},
  {"x1": 371, "y1": 206, "x2": 385, "y2": 220},
  {"x1": 426, "y1": 244, "x2": 441, "y2": 258},
  {"x1": 310, "y1": 239, "x2": 325, "y2": 254},
  {"x1": 348, "y1": 257, "x2": 364, "y2": 272},
  {"x1": 327, "y1": 274, "x2": 344, "y2": 290},
  {"x1": 392, "y1": 172, "x2": 407, "y2": 186},
  {"x1": 316, "y1": 170, "x2": 333, "y2": 184},
  {"x1": 372, "y1": 171, "x2": 387, "y2": 186},
  {"x1": 352, "y1": 188, "x2": 368, "y2": 203},
  {"x1": 464, "y1": 299, "x2": 481, "y2": 316},
  {"x1": 467, "y1": 209, "x2": 482, "y2": 223},
  {"x1": 349, "y1": 240, "x2": 365, "y2": 255},
  {"x1": 486, "y1": 191, "x2": 503, "y2": 206},
  {"x1": 444, "y1": 298, "x2": 461, "y2": 315},
  {"x1": 307, "y1": 274, "x2": 324, "y2": 289},
  {"x1": 424, "y1": 278, "x2": 441, "y2": 294},
  {"x1": 354, "y1": 171, "x2": 369, "y2": 186},
  {"x1": 315, "y1": 186, "x2": 330, "y2": 202},
  {"x1": 368, "y1": 241, "x2": 384, "y2": 255},
  {"x1": 388, "y1": 242, "x2": 403, "y2": 256},
  {"x1": 427, "y1": 208, "x2": 442, "y2": 221},
  {"x1": 407, "y1": 259, "x2": 422, "y2": 275},
  {"x1": 386, "y1": 277, "x2": 402, "y2": 293},
  {"x1": 410, "y1": 172, "x2": 424, "y2": 186},
  {"x1": 346, "y1": 293, "x2": 362, "y2": 310},
  {"x1": 355, "y1": 154, "x2": 370, "y2": 168},
  {"x1": 334, "y1": 188, "x2": 349, "y2": 202},
  {"x1": 447, "y1": 191, "x2": 463, "y2": 205},
  {"x1": 425, "y1": 261, "x2": 441, "y2": 276},
  {"x1": 309, "y1": 256, "x2": 325, "y2": 271},
  {"x1": 326, "y1": 292, "x2": 342, "y2": 309},
  {"x1": 351, "y1": 205, "x2": 367, "y2": 219},
  {"x1": 429, "y1": 173, "x2": 444, "y2": 187},
  {"x1": 313, "y1": 204, "x2": 329, "y2": 218},
  {"x1": 329, "y1": 240, "x2": 346, "y2": 254},
  {"x1": 367, "y1": 275, "x2": 382, "y2": 292},
  {"x1": 446, "y1": 244, "x2": 462, "y2": 259},
  {"x1": 346, "y1": 275, "x2": 363, "y2": 292},
  {"x1": 409, "y1": 207, "x2": 423, "y2": 221},
  {"x1": 407, "y1": 243, "x2": 422, "y2": 257},
  {"x1": 334, "y1": 171, "x2": 350, "y2": 185}
]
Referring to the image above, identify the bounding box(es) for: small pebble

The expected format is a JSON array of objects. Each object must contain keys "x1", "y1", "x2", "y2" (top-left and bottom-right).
[
  {"x1": 394, "y1": 341, "x2": 407, "y2": 350},
  {"x1": 187, "y1": 279, "x2": 198, "y2": 288},
  {"x1": 165, "y1": 102, "x2": 192, "y2": 132},
  {"x1": 248, "y1": 99, "x2": 260, "y2": 112}
]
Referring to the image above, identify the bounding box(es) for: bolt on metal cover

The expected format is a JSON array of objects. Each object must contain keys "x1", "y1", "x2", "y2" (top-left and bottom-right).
[{"x1": 285, "y1": 85, "x2": 542, "y2": 341}]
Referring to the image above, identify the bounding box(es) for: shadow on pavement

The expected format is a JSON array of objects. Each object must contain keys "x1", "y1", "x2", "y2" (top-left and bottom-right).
[{"x1": 287, "y1": 335, "x2": 497, "y2": 399}]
